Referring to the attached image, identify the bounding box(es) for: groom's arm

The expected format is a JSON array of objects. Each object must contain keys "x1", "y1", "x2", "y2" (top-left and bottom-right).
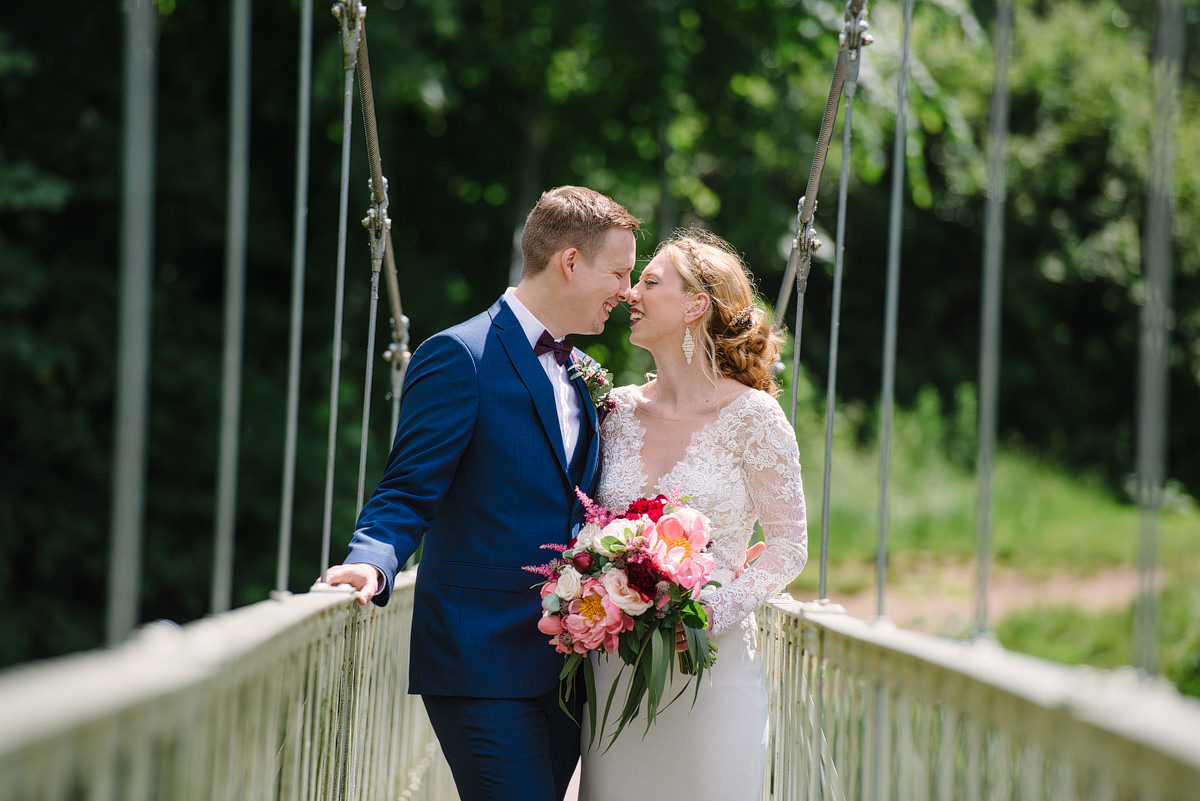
[{"x1": 341, "y1": 334, "x2": 480, "y2": 605}]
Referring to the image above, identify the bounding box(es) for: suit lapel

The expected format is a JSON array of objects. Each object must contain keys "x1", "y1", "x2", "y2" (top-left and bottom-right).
[
  {"x1": 491, "y1": 299, "x2": 571, "y2": 476},
  {"x1": 572, "y1": 366, "x2": 601, "y2": 493}
]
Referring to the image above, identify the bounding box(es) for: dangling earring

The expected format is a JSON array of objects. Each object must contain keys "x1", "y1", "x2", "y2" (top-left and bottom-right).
[{"x1": 682, "y1": 326, "x2": 695, "y2": 364}]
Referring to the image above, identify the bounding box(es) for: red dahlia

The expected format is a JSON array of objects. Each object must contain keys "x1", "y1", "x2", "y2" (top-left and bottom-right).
[
  {"x1": 623, "y1": 553, "x2": 667, "y2": 599},
  {"x1": 622, "y1": 494, "x2": 669, "y2": 523}
]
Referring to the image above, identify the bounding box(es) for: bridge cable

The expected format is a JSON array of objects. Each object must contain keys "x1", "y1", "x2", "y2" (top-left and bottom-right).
[
  {"x1": 973, "y1": 0, "x2": 1014, "y2": 638},
  {"x1": 817, "y1": 1, "x2": 871, "y2": 605},
  {"x1": 276, "y1": 0, "x2": 315, "y2": 594},
  {"x1": 108, "y1": 0, "x2": 158, "y2": 645},
  {"x1": 876, "y1": 0, "x2": 916, "y2": 621},
  {"x1": 353, "y1": 14, "x2": 400, "y2": 516},
  {"x1": 321, "y1": 1, "x2": 364, "y2": 584},
  {"x1": 810, "y1": 6, "x2": 873, "y2": 801},
  {"x1": 775, "y1": 0, "x2": 873, "y2": 604},
  {"x1": 212, "y1": 0, "x2": 253, "y2": 615},
  {"x1": 1135, "y1": 0, "x2": 1184, "y2": 674},
  {"x1": 329, "y1": 7, "x2": 372, "y2": 793},
  {"x1": 775, "y1": 0, "x2": 874, "y2": 334}
]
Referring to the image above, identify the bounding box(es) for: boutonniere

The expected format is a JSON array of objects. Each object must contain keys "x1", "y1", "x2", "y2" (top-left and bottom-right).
[{"x1": 569, "y1": 355, "x2": 616, "y2": 424}]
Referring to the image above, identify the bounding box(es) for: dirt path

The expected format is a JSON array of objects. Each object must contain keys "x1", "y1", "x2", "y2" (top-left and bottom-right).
[{"x1": 794, "y1": 561, "x2": 1158, "y2": 636}]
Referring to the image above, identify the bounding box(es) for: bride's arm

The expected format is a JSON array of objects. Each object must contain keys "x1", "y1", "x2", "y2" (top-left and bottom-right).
[{"x1": 704, "y1": 397, "x2": 808, "y2": 637}]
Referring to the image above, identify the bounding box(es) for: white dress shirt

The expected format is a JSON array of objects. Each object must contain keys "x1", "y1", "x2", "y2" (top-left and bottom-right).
[{"x1": 503, "y1": 287, "x2": 583, "y2": 462}]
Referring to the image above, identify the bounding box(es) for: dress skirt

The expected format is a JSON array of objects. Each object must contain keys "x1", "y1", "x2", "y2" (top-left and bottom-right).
[{"x1": 578, "y1": 616, "x2": 768, "y2": 801}]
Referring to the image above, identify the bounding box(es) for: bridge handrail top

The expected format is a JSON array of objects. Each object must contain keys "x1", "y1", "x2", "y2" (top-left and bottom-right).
[
  {"x1": 0, "y1": 571, "x2": 420, "y2": 755},
  {"x1": 766, "y1": 598, "x2": 1200, "y2": 771}
]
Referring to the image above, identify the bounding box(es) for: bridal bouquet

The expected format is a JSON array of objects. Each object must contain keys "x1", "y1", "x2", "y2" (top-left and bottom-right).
[{"x1": 525, "y1": 489, "x2": 719, "y2": 746}]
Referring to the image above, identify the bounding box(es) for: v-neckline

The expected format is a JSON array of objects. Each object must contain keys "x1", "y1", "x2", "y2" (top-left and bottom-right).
[{"x1": 628, "y1": 389, "x2": 754, "y2": 498}]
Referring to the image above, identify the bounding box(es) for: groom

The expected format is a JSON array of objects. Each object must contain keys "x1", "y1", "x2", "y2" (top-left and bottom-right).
[{"x1": 323, "y1": 186, "x2": 640, "y2": 801}]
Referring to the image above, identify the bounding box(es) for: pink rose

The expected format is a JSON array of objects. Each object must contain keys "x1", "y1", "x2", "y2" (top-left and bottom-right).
[{"x1": 538, "y1": 614, "x2": 563, "y2": 636}]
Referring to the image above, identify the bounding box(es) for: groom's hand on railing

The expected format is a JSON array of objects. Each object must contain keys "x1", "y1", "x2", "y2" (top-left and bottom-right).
[{"x1": 316, "y1": 563, "x2": 380, "y2": 606}]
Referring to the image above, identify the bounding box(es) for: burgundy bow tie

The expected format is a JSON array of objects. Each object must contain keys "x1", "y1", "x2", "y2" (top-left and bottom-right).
[{"x1": 534, "y1": 330, "x2": 574, "y2": 365}]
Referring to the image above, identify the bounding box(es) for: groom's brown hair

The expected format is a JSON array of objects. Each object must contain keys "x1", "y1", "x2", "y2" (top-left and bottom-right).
[{"x1": 520, "y1": 186, "x2": 641, "y2": 277}]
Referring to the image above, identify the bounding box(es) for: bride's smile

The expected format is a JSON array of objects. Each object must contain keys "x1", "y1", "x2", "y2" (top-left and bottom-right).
[{"x1": 625, "y1": 253, "x2": 695, "y2": 351}]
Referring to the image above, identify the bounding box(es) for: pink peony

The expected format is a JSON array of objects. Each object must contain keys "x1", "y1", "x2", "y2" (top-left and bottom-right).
[
  {"x1": 562, "y1": 579, "x2": 633, "y2": 654},
  {"x1": 650, "y1": 508, "x2": 715, "y2": 595},
  {"x1": 538, "y1": 613, "x2": 563, "y2": 636}
]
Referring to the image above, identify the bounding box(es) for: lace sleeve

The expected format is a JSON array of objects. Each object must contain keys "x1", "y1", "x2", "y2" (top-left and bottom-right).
[{"x1": 705, "y1": 395, "x2": 808, "y2": 637}]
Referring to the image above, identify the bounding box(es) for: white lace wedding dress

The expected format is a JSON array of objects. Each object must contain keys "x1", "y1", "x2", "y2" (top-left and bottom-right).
[{"x1": 578, "y1": 385, "x2": 808, "y2": 801}]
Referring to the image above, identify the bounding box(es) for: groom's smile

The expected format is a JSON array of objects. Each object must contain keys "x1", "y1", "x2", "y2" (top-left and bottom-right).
[{"x1": 569, "y1": 227, "x2": 636, "y2": 335}]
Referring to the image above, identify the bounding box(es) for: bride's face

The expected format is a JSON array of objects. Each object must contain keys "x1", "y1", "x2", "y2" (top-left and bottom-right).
[{"x1": 626, "y1": 252, "x2": 690, "y2": 351}]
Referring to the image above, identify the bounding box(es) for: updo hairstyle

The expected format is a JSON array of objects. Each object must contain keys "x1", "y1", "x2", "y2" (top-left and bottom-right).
[{"x1": 657, "y1": 229, "x2": 784, "y2": 396}]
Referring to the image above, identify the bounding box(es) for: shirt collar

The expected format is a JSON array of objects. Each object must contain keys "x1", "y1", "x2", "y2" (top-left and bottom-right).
[{"x1": 504, "y1": 287, "x2": 559, "y2": 350}]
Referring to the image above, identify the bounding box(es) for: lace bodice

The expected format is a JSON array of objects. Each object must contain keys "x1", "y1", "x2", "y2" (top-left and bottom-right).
[{"x1": 597, "y1": 385, "x2": 808, "y2": 637}]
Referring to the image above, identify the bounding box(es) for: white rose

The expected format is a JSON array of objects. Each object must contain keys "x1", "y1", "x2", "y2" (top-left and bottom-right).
[
  {"x1": 595, "y1": 518, "x2": 641, "y2": 557},
  {"x1": 601, "y1": 569, "x2": 653, "y2": 616},
  {"x1": 556, "y1": 566, "x2": 583, "y2": 601},
  {"x1": 574, "y1": 523, "x2": 601, "y2": 551}
]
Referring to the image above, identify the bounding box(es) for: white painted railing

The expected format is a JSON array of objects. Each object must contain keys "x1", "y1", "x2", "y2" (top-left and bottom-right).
[
  {"x1": 759, "y1": 599, "x2": 1200, "y2": 801},
  {"x1": 0, "y1": 571, "x2": 457, "y2": 801},
  {"x1": 5, "y1": 586, "x2": 1200, "y2": 801}
]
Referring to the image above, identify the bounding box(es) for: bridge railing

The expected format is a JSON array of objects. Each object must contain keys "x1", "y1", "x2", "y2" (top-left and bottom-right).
[
  {"x1": 6, "y1": 584, "x2": 1200, "y2": 801},
  {"x1": 759, "y1": 599, "x2": 1200, "y2": 801},
  {"x1": 0, "y1": 571, "x2": 457, "y2": 801}
]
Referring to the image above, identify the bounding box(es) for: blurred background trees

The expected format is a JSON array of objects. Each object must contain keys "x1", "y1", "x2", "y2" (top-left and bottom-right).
[{"x1": 1, "y1": 0, "x2": 1196, "y2": 670}]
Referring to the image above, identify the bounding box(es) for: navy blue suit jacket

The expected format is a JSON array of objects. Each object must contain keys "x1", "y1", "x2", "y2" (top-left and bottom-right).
[{"x1": 346, "y1": 295, "x2": 600, "y2": 698}]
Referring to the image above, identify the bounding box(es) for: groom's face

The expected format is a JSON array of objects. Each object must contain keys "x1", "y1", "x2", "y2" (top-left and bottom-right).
[{"x1": 565, "y1": 227, "x2": 636, "y2": 335}]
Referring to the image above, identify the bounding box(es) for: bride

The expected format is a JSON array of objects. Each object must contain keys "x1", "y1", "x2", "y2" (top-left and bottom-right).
[{"x1": 579, "y1": 229, "x2": 809, "y2": 800}]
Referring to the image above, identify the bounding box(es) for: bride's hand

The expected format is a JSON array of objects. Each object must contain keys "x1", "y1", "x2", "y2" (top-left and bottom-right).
[
  {"x1": 676, "y1": 601, "x2": 714, "y2": 651},
  {"x1": 737, "y1": 541, "x2": 766, "y2": 578}
]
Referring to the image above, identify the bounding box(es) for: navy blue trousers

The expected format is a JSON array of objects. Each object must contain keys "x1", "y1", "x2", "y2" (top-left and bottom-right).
[{"x1": 423, "y1": 690, "x2": 581, "y2": 801}]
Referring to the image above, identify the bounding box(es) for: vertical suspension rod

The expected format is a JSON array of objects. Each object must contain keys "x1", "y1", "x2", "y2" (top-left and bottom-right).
[
  {"x1": 818, "y1": 29, "x2": 864, "y2": 604},
  {"x1": 974, "y1": 0, "x2": 1014, "y2": 637},
  {"x1": 876, "y1": 0, "x2": 915, "y2": 620},
  {"x1": 108, "y1": 0, "x2": 158, "y2": 644},
  {"x1": 321, "y1": 0, "x2": 364, "y2": 582},
  {"x1": 276, "y1": 0, "x2": 314, "y2": 593},
  {"x1": 1135, "y1": 0, "x2": 1183, "y2": 674},
  {"x1": 212, "y1": 0, "x2": 253, "y2": 614}
]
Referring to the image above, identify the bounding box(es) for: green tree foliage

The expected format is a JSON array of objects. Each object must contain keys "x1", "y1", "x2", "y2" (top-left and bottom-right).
[{"x1": 0, "y1": 0, "x2": 1196, "y2": 666}]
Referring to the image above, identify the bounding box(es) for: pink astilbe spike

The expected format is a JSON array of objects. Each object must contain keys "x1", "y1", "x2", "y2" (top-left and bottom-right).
[
  {"x1": 574, "y1": 486, "x2": 616, "y2": 526},
  {"x1": 523, "y1": 559, "x2": 564, "y2": 578}
]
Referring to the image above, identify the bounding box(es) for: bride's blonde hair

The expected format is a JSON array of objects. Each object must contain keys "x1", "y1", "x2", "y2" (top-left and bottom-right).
[{"x1": 657, "y1": 229, "x2": 783, "y2": 396}]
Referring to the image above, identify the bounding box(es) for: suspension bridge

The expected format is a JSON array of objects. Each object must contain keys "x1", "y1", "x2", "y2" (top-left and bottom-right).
[{"x1": 2, "y1": 1, "x2": 1197, "y2": 799}]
